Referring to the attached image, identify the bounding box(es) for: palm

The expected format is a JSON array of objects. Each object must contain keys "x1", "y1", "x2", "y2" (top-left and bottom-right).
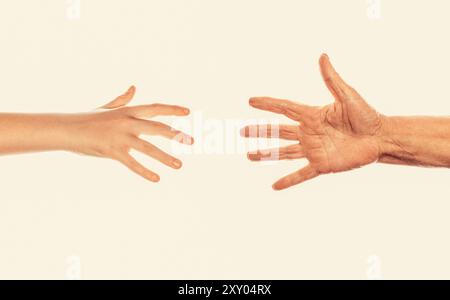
[
  {"x1": 242, "y1": 54, "x2": 383, "y2": 190},
  {"x1": 302, "y1": 101, "x2": 381, "y2": 174}
]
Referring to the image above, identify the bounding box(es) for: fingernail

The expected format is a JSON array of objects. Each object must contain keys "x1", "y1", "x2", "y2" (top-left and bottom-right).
[
  {"x1": 151, "y1": 175, "x2": 160, "y2": 182},
  {"x1": 183, "y1": 108, "x2": 190, "y2": 115},
  {"x1": 173, "y1": 160, "x2": 182, "y2": 168}
]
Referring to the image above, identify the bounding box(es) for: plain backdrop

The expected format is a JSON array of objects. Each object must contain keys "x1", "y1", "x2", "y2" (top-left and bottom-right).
[{"x1": 0, "y1": 0, "x2": 450, "y2": 279}]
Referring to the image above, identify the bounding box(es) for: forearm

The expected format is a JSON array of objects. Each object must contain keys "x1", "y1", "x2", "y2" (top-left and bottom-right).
[
  {"x1": 0, "y1": 113, "x2": 78, "y2": 155},
  {"x1": 378, "y1": 116, "x2": 450, "y2": 167}
]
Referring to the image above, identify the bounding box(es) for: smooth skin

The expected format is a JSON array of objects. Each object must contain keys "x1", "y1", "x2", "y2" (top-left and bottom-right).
[
  {"x1": 241, "y1": 54, "x2": 450, "y2": 190},
  {"x1": 0, "y1": 86, "x2": 194, "y2": 182}
]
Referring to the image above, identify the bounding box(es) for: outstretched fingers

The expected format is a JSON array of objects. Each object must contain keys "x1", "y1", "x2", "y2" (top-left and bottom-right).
[
  {"x1": 240, "y1": 124, "x2": 300, "y2": 140},
  {"x1": 131, "y1": 138, "x2": 183, "y2": 170},
  {"x1": 247, "y1": 144, "x2": 305, "y2": 161},
  {"x1": 249, "y1": 97, "x2": 315, "y2": 122},
  {"x1": 272, "y1": 165, "x2": 318, "y2": 190},
  {"x1": 132, "y1": 119, "x2": 194, "y2": 145}
]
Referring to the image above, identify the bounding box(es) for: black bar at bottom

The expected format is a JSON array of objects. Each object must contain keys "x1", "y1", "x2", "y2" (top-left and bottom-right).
[{"x1": 0, "y1": 280, "x2": 447, "y2": 297}]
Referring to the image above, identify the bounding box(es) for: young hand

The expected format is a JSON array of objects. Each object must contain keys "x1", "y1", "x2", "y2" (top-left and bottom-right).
[{"x1": 68, "y1": 86, "x2": 194, "y2": 182}]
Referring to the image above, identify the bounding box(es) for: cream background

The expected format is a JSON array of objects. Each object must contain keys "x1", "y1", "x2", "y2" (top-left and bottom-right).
[{"x1": 0, "y1": 0, "x2": 450, "y2": 279}]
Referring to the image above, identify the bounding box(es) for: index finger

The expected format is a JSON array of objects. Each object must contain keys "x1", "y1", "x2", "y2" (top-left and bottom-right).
[
  {"x1": 126, "y1": 103, "x2": 190, "y2": 118},
  {"x1": 249, "y1": 97, "x2": 314, "y2": 121}
]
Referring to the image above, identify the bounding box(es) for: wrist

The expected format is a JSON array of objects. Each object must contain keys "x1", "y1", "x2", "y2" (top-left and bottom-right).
[
  {"x1": 44, "y1": 114, "x2": 81, "y2": 152},
  {"x1": 57, "y1": 113, "x2": 97, "y2": 155},
  {"x1": 375, "y1": 115, "x2": 403, "y2": 158},
  {"x1": 0, "y1": 113, "x2": 83, "y2": 154}
]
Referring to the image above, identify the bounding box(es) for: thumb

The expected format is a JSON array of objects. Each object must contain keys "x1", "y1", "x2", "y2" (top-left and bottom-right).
[
  {"x1": 319, "y1": 54, "x2": 352, "y2": 102},
  {"x1": 100, "y1": 85, "x2": 136, "y2": 109}
]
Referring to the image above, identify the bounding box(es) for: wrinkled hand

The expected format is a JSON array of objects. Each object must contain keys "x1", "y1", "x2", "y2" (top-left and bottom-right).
[
  {"x1": 69, "y1": 86, "x2": 193, "y2": 182},
  {"x1": 241, "y1": 54, "x2": 385, "y2": 190}
]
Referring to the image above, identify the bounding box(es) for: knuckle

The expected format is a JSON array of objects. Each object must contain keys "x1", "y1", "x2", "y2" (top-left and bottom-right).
[
  {"x1": 114, "y1": 115, "x2": 133, "y2": 128},
  {"x1": 120, "y1": 106, "x2": 134, "y2": 115}
]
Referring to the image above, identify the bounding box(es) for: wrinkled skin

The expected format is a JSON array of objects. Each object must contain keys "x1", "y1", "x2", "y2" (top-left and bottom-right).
[{"x1": 241, "y1": 54, "x2": 386, "y2": 190}]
